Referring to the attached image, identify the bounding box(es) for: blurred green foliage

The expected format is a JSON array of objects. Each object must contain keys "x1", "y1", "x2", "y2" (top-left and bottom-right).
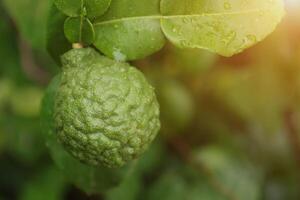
[
  {"x1": 20, "y1": 166, "x2": 66, "y2": 200},
  {"x1": 1, "y1": 0, "x2": 300, "y2": 200}
]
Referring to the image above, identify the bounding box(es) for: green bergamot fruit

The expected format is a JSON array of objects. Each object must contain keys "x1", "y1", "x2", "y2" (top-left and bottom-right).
[
  {"x1": 41, "y1": 74, "x2": 133, "y2": 194},
  {"x1": 54, "y1": 48, "x2": 160, "y2": 168}
]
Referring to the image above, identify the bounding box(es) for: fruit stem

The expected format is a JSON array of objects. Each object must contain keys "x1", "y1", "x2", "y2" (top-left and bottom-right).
[{"x1": 72, "y1": 43, "x2": 84, "y2": 49}]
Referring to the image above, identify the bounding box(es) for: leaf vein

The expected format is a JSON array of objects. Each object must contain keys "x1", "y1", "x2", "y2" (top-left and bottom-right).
[{"x1": 94, "y1": 8, "x2": 269, "y2": 26}]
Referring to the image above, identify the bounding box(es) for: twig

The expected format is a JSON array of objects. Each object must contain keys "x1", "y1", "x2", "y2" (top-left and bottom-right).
[
  {"x1": 168, "y1": 138, "x2": 239, "y2": 200},
  {"x1": 18, "y1": 38, "x2": 50, "y2": 85},
  {"x1": 284, "y1": 108, "x2": 300, "y2": 167}
]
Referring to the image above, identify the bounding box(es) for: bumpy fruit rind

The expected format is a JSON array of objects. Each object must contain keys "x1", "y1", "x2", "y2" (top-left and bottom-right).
[
  {"x1": 54, "y1": 48, "x2": 160, "y2": 168},
  {"x1": 41, "y1": 75, "x2": 133, "y2": 194}
]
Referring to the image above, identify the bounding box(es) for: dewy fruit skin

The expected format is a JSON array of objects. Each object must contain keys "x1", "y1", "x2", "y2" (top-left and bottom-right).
[{"x1": 54, "y1": 48, "x2": 160, "y2": 168}]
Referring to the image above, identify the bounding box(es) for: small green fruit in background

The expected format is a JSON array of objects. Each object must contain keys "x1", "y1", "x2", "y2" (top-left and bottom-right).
[
  {"x1": 0, "y1": 78, "x2": 13, "y2": 113},
  {"x1": 159, "y1": 79, "x2": 195, "y2": 131},
  {"x1": 54, "y1": 48, "x2": 160, "y2": 168},
  {"x1": 0, "y1": 78, "x2": 44, "y2": 118},
  {"x1": 10, "y1": 86, "x2": 44, "y2": 117},
  {"x1": 157, "y1": 78, "x2": 195, "y2": 135}
]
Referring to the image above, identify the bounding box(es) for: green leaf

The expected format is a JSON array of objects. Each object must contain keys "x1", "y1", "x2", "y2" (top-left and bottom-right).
[
  {"x1": 134, "y1": 139, "x2": 166, "y2": 175},
  {"x1": 85, "y1": 0, "x2": 112, "y2": 18},
  {"x1": 160, "y1": 0, "x2": 285, "y2": 56},
  {"x1": 264, "y1": 172, "x2": 300, "y2": 200},
  {"x1": 167, "y1": 46, "x2": 217, "y2": 73},
  {"x1": 146, "y1": 150, "x2": 262, "y2": 200},
  {"x1": 0, "y1": 79, "x2": 13, "y2": 113},
  {"x1": 20, "y1": 166, "x2": 66, "y2": 200},
  {"x1": 54, "y1": 0, "x2": 82, "y2": 17},
  {"x1": 0, "y1": 12, "x2": 27, "y2": 83},
  {"x1": 47, "y1": 5, "x2": 72, "y2": 65},
  {"x1": 93, "y1": 0, "x2": 166, "y2": 61},
  {"x1": 54, "y1": 0, "x2": 111, "y2": 18},
  {"x1": 145, "y1": 164, "x2": 226, "y2": 200},
  {"x1": 188, "y1": 180, "x2": 225, "y2": 200},
  {"x1": 145, "y1": 172, "x2": 188, "y2": 200},
  {"x1": 1, "y1": 0, "x2": 60, "y2": 74},
  {"x1": 64, "y1": 17, "x2": 95, "y2": 45},
  {"x1": 2, "y1": 0, "x2": 52, "y2": 49},
  {"x1": 92, "y1": 0, "x2": 284, "y2": 60},
  {"x1": 193, "y1": 146, "x2": 264, "y2": 200},
  {"x1": 2, "y1": 115, "x2": 46, "y2": 164},
  {"x1": 105, "y1": 172, "x2": 141, "y2": 200},
  {"x1": 9, "y1": 86, "x2": 44, "y2": 118}
]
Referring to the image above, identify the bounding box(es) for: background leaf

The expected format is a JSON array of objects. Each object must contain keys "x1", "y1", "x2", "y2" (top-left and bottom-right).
[
  {"x1": 105, "y1": 172, "x2": 141, "y2": 200},
  {"x1": 193, "y1": 146, "x2": 264, "y2": 200},
  {"x1": 144, "y1": 163, "x2": 227, "y2": 200},
  {"x1": 2, "y1": 0, "x2": 52, "y2": 49},
  {"x1": 0, "y1": 5, "x2": 31, "y2": 84},
  {"x1": 20, "y1": 166, "x2": 66, "y2": 200},
  {"x1": 145, "y1": 171, "x2": 188, "y2": 200}
]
